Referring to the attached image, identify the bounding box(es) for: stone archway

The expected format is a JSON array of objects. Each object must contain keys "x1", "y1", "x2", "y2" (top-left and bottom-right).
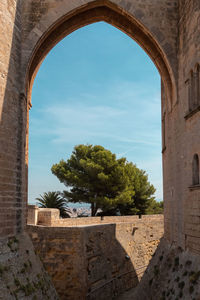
[
  {"x1": 2, "y1": 0, "x2": 196, "y2": 251},
  {"x1": 21, "y1": 0, "x2": 178, "y2": 241},
  {"x1": 24, "y1": 1, "x2": 177, "y2": 109},
  {"x1": 1, "y1": 0, "x2": 179, "y2": 239},
  {"x1": 1, "y1": 1, "x2": 200, "y2": 298}
]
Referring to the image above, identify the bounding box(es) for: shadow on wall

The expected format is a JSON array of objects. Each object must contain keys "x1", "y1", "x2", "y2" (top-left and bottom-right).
[
  {"x1": 129, "y1": 236, "x2": 200, "y2": 300},
  {"x1": 27, "y1": 224, "x2": 139, "y2": 300},
  {"x1": 0, "y1": 1, "x2": 28, "y2": 237},
  {"x1": 116, "y1": 238, "x2": 167, "y2": 300},
  {"x1": 85, "y1": 224, "x2": 139, "y2": 300}
]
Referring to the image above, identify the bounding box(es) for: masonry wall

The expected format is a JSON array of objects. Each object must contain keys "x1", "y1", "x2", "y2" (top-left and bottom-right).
[
  {"x1": 20, "y1": 0, "x2": 179, "y2": 78},
  {"x1": 0, "y1": 0, "x2": 179, "y2": 244},
  {"x1": 177, "y1": 0, "x2": 200, "y2": 254},
  {"x1": 0, "y1": 0, "x2": 27, "y2": 237},
  {"x1": 20, "y1": 0, "x2": 179, "y2": 247},
  {"x1": 0, "y1": 233, "x2": 59, "y2": 300},
  {"x1": 0, "y1": 0, "x2": 200, "y2": 260},
  {"x1": 161, "y1": 0, "x2": 200, "y2": 251},
  {"x1": 27, "y1": 215, "x2": 164, "y2": 300},
  {"x1": 27, "y1": 205, "x2": 163, "y2": 227}
]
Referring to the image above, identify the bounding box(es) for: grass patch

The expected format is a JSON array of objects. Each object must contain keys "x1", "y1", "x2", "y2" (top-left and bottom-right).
[
  {"x1": 20, "y1": 282, "x2": 35, "y2": 296},
  {"x1": 189, "y1": 271, "x2": 200, "y2": 284},
  {"x1": 174, "y1": 257, "x2": 179, "y2": 267},
  {"x1": 28, "y1": 260, "x2": 32, "y2": 268},
  {"x1": 179, "y1": 290, "x2": 183, "y2": 298},
  {"x1": 178, "y1": 281, "x2": 185, "y2": 289},
  {"x1": 175, "y1": 276, "x2": 180, "y2": 282},
  {"x1": 185, "y1": 260, "x2": 192, "y2": 267},
  {"x1": 183, "y1": 271, "x2": 188, "y2": 276},
  {"x1": 20, "y1": 268, "x2": 26, "y2": 274},
  {"x1": 189, "y1": 285, "x2": 194, "y2": 294},
  {"x1": 14, "y1": 278, "x2": 20, "y2": 287}
]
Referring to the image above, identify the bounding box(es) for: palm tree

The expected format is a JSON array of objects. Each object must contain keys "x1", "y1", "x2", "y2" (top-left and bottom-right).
[{"x1": 36, "y1": 191, "x2": 71, "y2": 218}]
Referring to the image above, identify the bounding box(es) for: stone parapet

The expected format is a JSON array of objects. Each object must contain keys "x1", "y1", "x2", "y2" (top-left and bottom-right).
[
  {"x1": 37, "y1": 208, "x2": 60, "y2": 226},
  {"x1": 27, "y1": 205, "x2": 39, "y2": 225},
  {"x1": 27, "y1": 215, "x2": 164, "y2": 300},
  {"x1": 27, "y1": 205, "x2": 164, "y2": 227}
]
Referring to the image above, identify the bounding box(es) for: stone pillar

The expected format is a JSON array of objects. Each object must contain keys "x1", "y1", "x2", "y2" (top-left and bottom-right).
[
  {"x1": 27, "y1": 205, "x2": 39, "y2": 225},
  {"x1": 0, "y1": 0, "x2": 25, "y2": 237},
  {"x1": 37, "y1": 208, "x2": 60, "y2": 226}
]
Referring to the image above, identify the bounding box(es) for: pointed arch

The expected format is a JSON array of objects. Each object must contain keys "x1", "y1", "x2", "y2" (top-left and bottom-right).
[{"x1": 25, "y1": 1, "x2": 177, "y2": 111}]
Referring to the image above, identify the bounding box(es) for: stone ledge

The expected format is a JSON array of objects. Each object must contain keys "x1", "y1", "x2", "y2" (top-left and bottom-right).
[
  {"x1": 184, "y1": 105, "x2": 200, "y2": 120},
  {"x1": 189, "y1": 184, "x2": 200, "y2": 191}
]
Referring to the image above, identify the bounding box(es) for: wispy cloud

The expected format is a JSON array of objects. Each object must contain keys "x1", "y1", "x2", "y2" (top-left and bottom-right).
[
  {"x1": 29, "y1": 22, "x2": 162, "y2": 203},
  {"x1": 30, "y1": 80, "x2": 161, "y2": 148}
]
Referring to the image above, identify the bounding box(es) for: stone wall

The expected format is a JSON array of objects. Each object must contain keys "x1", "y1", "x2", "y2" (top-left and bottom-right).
[
  {"x1": 0, "y1": 0, "x2": 200, "y2": 274},
  {"x1": 27, "y1": 205, "x2": 38, "y2": 225},
  {"x1": 0, "y1": 0, "x2": 179, "y2": 243},
  {"x1": 0, "y1": 0, "x2": 27, "y2": 238},
  {"x1": 0, "y1": 233, "x2": 58, "y2": 300},
  {"x1": 175, "y1": 0, "x2": 200, "y2": 254},
  {"x1": 27, "y1": 205, "x2": 163, "y2": 227},
  {"x1": 126, "y1": 238, "x2": 200, "y2": 300},
  {"x1": 1, "y1": 1, "x2": 200, "y2": 298},
  {"x1": 162, "y1": 0, "x2": 200, "y2": 250},
  {"x1": 27, "y1": 215, "x2": 164, "y2": 300}
]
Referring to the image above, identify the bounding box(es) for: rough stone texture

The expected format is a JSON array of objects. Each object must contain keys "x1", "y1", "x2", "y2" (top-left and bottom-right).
[
  {"x1": 1, "y1": 0, "x2": 196, "y2": 252},
  {"x1": 0, "y1": 233, "x2": 58, "y2": 300},
  {"x1": 27, "y1": 205, "x2": 163, "y2": 227},
  {"x1": 37, "y1": 208, "x2": 60, "y2": 226},
  {"x1": 1, "y1": 1, "x2": 200, "y2": 298},
  {"x1": 162, "y1": 0, "x2": 200, "y2": 251},
  {"x1": 0, "y1": 0, "x2": 27, "y2": 238},
  {"x1": 178, "y1": 0, "x2": 200, "y2": 256},
  {"x1": 0, "y1": 0, "x2": 189, "y2": 248},
  {"x1": 27, "y1": 205, "x2": 38, "y2": 225},
  {"x1": 27, "y1": 215, "x2": 164, "y2": 300},
  {"x1": 125, "y1": 238, "x2": 200, "y2": 300}
]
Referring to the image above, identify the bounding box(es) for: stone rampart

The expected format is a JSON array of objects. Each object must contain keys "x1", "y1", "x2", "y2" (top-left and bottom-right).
[
  {"x1": 27, "y1": 205, "x2": 163, "y2": 227},
  {"x1": 0, "y1": 0, "x2": 199, "y2": 261},
  {"x1": 0, "y1": 0, "x2": 179, "y2": 244},
  {"x1": 27, "y1": 214, "x2": 164, "y2": 300}
]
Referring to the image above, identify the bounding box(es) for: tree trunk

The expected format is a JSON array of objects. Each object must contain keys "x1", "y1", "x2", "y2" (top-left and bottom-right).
[
  {"x1": 91, "y1": 203, "x2": 98, "y2": 216},
  {"x1": 91, "y1": 203, "x2": 95, "y2": 216}
]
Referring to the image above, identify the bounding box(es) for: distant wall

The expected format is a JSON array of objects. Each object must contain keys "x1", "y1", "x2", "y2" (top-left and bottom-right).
[
  {"x1": 27, "y1": 205, "x2": 163, "y2": 227},
  {"x1": 27, "y1": 215, "x2": 164, "y2": 300}
]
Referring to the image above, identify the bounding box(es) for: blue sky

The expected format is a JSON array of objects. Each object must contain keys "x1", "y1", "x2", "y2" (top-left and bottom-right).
[{"x1": 29, "y1": 22, "x2": 162, "y2": 205}]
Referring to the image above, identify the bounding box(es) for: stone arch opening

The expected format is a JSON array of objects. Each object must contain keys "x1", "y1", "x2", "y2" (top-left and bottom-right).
[
  {"x1": 21, "y1": 0, "x2": 178, "y2": 240},
  {"x1": 25, "y1": 1, "x2": 176, "y2": 111},
  {"x1": 22, "y1": 0, "x2": 178, "y2": 225},
  {"x1": 28, "y1": 20, "x2": 162, "y2": 209}
]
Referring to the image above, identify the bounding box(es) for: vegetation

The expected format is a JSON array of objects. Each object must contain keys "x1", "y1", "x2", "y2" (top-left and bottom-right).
[
  {"x1": 36, "y1": 191, "x2": 71, "y2": 218},
  {"x1": 145, "y1": 199, "x2": 163, "y2": 215},
  {"x1": 52, "y1": 144, "x2": 158, "y2": 216}
]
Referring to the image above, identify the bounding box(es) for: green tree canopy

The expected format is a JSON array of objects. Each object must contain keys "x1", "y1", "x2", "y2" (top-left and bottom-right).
[
  {"x1": 51, "y1": 144, "x2": 156, "y2": 216},
  {"x1": 36, "y1": 191, "x2": 71, "y2": 218},
  {"x1": 146, "y1": 200, "x2": 163, "y2": 215},
  {"x1": 116, "y1": 162, "x2": 156, "y2": 215}
]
